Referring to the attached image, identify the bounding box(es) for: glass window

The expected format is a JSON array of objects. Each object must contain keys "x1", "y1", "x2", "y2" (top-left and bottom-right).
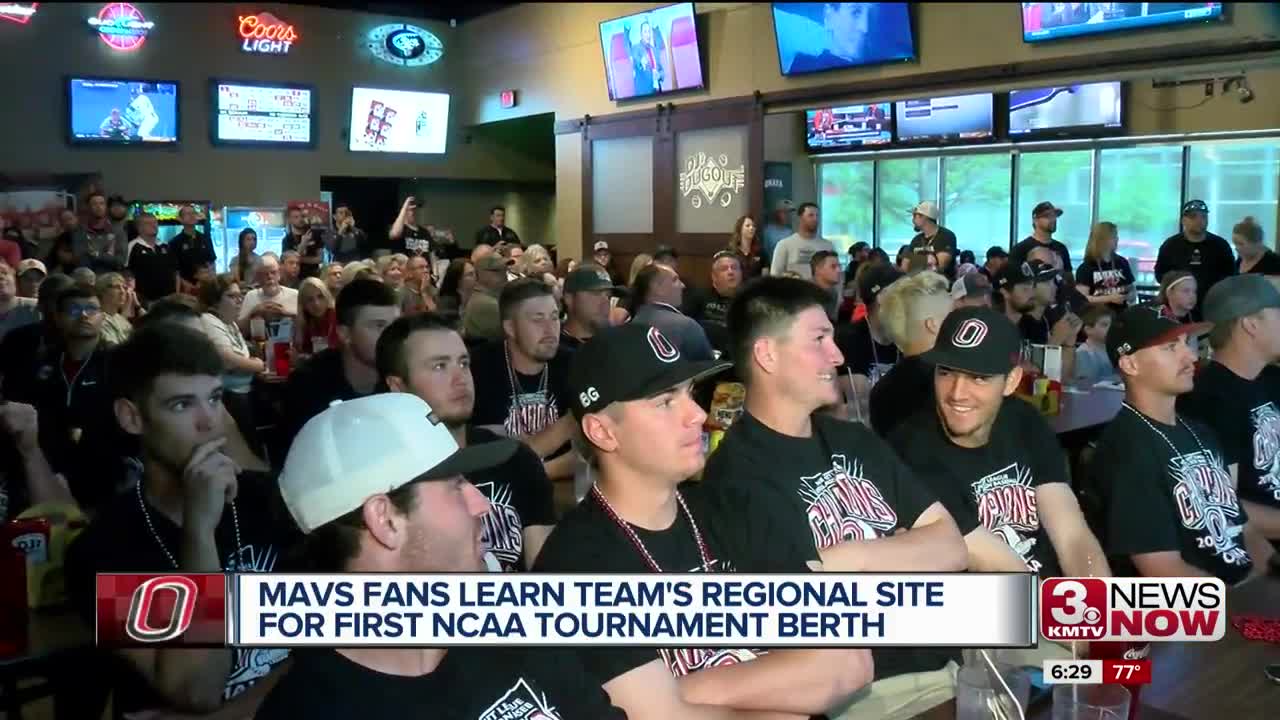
[
  {"x1": 1097, "y1": 146, "x2": 1184, "y2": 287},
  {"x1": 1187, "y1": 140, "x2": 1280, "y2": 249},
  {"x1": 941, "y1": 154, "x2": 1012, "y2": 260},
  {"x1": 818, "y1": 161, "x2": 874, "y2": 262},
  {"x1": 1016, "y1": 150, "x2": 1094, "y2": 269},
  {"x1": 877, "y1": 157, "x2": 941, "y2": 258}
]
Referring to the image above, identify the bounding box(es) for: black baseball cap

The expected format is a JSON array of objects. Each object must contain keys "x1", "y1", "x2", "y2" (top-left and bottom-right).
[
  {"x1": 859, "y1": 264, "x2": 902, "y2": 307},
  {"x1": 923, "y1": 307, "x2": 1022, "y2": 377},
  {"x1": 994, "y1": 261, "x2": 1036, "y2": 291},
  {"x1": 1182, "y1": 199, "x2": 1209, "y2": 216},
  {"x1": 568, "y1": 323, "x2": 731, "y2": 420},
  {"x1": 1106, "y1": 305, "x2": 1211, "y2": 366},
  {"x1": 1032, "y1": 201, "x2": 1064, "y2": 219},
  {"x1": 1027, "y1": 259, "x2": 1058, "y2": 282},
  {"x1": 563, "y1": 264, "x2": 623, "y2": 295},
  {"x1": 986, "y1": 245, "x2": 1008, "y2": 260}
]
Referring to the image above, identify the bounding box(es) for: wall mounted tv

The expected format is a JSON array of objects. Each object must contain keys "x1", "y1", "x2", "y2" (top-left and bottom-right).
[
  {"x1": 894, "y1": 93, "x2": 994, "y2": 145},
  {"x1": 1009, "y1": 81, "x2": 1124, "y2": 139},
  {"x1": 67, "y1": 77, "x2": 179, "y2": 145},
  {"x1": 1021, "y1": 2, "x2": 1224, "y2": 43},
  {"x1": 773, "y1": 2, "x2": 915, "y2": 76},
  {"x1": 599, "y1": 2, "x2": 704, "y2": 101},
  {"x1": 212, "y1": 80, "x2": 314, "y2": 147},
  {"x1": 349, "y1": 87, "x2": 450, "y2": 154},
  {"x1": 806, "y1": 103, "x2": 893, "y2": 152}
]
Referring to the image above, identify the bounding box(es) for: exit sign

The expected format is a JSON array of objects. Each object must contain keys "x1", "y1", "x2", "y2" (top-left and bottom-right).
[{"x1": 500, "y1": 90, "x2": 518, "y2": 109}]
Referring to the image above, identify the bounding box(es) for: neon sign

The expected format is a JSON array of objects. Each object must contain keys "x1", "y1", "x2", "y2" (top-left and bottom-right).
[
  {"x1": 238, "y1": 12, "x2": 297, "y2": 55},
  {"x1": 0, "y1": 3, "x2": 38, "y2": 25},
  {"x1": 366, "y1": 23, "x2": 443, "y2": 67},
  {"x1": 87, "y1": 3, "x2": 153, "y2": 52}
]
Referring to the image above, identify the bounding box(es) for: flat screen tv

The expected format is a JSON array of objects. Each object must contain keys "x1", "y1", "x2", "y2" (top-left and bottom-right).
[
  {"x1": 806, "y1": 103, "x2": 893, "y2": 152},
  {"x1": 599, "y1": 2, "x2": 704, "y2": 101},
  {"x1": 1021, "y1": 2, "x2": 1224, "y2": 42},
  {"x1": 212, "y1": 80, "x2": 314, "y2": 147},
  {"x1": 894, "y1": 93, "x2": 994, "y2": 145},
  {"x1": 67, "y1": 76, "x2": 179, "y2": 145},
  {"x1": 348, "y1": 87, "x2": 450, "y2": 154},
  {"x1": 772, "y1": 3, "x2": 914, "y2": 76},
  {"x1": 1009, "y1": 81, "x2": 1124, "y2": 138}
]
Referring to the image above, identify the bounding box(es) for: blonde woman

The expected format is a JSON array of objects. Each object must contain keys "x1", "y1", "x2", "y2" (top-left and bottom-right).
[
  {"x1": 293, "y1": 277, "x2": 338, "y2": 356},
  {"x1": 628, "y1": 253, "x2": 653, "y2": 286},
  {"x1": 515, "y1": 243, "x2": 554, "y2": 278},
  {"x1": 1074, "y1": 221, "x2": 1135, "y2": 313},
  {"x1": 95, "y1": 271, "x2": 134, "y2": 346},
  {"x1": 377, "y1": 253, "x2": 408, "y2": 292},
  {"x1": 341, "y1": 260, "x2": 376, "y2": 286}
]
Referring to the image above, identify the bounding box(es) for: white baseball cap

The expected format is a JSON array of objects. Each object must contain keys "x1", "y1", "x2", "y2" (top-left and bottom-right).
[
  {"x1": 912, "y1": 201, "x2": 939, "y2": 221},
  {"x1": 279, "y1": 393, "x2": 517, "y2": 533},
  {"x1": 593, "y1": 240, "x2": 610, "y2": 252}
]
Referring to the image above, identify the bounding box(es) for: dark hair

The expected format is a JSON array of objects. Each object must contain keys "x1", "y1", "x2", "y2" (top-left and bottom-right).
[
  {"x1": 87, "y1": 191, "x2": 106, "y2": 205},
  {"x1": 375, "y1": 313, "x2": 458, "y2": 383},
  {"x1": 869, "y1": 247, "x2": 890, "y2": 265},
  {"x1": 136, "y1": 295, "x2": 201, "y2": 329},
  {"x1": 631, "y1": 263, "x2": 668, "y2": 306},
  {"x1": 300, "y1": 484, "x2": 420, "y2": 572},
  {"x1": 797, "y1": 202, "x2": 819, "y2": 216},
  {"x1": 1080, "y1": 304, "x2": 1114, "y2": 328},
  {"x1": 809, "y1": 250, "x2": 838, "y2": 273},
  {"x1": 439, "y1": 259, "x2": 473, "y2": 303},
  {"x1": 111, "y1": 323, "x2": 224, "y2": 405},
  {"x1": 499, "y1": 277, "x2": 555, "y2": 322},
  {"x1": 490, "y1": 205, "x2": 506, "y2": 215},
  {"x1": 730, "y1": 215, "x2": 760, "y2": 257},
  {"x1": 1233, "y1": 216, "x2": 1264, "y2": 246},
  {"x1": 728, "y1": 277, "x2": 832, "y2": 383},
  {"x1": 336, "y1": 278, "x2": 398, "y2": 327},
  {"x1": 56, "y1": 286, "x2": 97, "y2": 314},
  {"x1": 107, "y1": 194, "x2": 127, "y2": 207},
  {"x1": 198, "y1": 273, "x2": 239, "y2": 311},
  {"x1": 36, "y1": 274, "x2": 75, "y2": 318}
]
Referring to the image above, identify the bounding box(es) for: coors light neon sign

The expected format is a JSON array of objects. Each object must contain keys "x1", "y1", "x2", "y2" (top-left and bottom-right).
[{"x1": 238, "y1": 12, "x2": 297, "y2": 55}]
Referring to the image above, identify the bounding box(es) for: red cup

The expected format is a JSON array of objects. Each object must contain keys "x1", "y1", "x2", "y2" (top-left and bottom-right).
[
  {"x1": 272, "y1": 341, "x2": 292, "y2": 377},
  {"x1": 0, "y1": 546, "x2": 29, "y2": 657},
  {"x1": 1088, "y1": 641, "x2": 1150, "y2": 719}
]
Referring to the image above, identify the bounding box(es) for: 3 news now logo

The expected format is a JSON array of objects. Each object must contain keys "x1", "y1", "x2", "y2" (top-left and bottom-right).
[
  {"x1": 95, "y1": 573, "x2": 229, "y2": 647},
  {"x1": 1040, "y1": 577, "x2": 1226, "y2": 643}
]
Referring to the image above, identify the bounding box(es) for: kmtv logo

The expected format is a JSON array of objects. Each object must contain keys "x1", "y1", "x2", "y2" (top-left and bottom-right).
[
  {"x1": 96, "y1": 573, "x2": 229, "y2": 647},
  {"x1": 1040, "y1": 578, "x2": 1225, "y2": 642}
]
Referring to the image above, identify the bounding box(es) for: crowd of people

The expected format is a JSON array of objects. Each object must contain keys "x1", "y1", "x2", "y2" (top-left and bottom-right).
[{"x1": 0, "y1": 186, "x2": 1277, "y2": 720}]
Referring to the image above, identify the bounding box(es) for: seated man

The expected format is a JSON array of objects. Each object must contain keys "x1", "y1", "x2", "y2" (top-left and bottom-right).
[
  {"x1": 868, "y1": 270, "x2": 954, "y2": 436},
  {"x1": 257, "y1": 393, "x2": 622, "y2": 718},
  {"x1": 536, "y1": 323, "x2": 873, "y2": 719},
  {"x1": 1093, "y1": 307, "x2": 1275, "y2": 582},
  {"x1": 836, "y1": 264, "x2": 902, "y2": 423}
]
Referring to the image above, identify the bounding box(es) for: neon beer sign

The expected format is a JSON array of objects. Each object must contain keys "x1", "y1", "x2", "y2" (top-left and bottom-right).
[
  {"x1": 87, "y1": 3, "x2": 153, "y2": 51},
  {"x1": 238, "y1": 12, "x2": 297, "y2": 55}
]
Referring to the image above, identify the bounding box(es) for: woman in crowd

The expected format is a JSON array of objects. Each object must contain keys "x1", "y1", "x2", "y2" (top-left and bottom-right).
[
  {"x1": 1233, "y1": 216, "x2": 1280, "y2": 275},
  {"x1": 729, "y1": 214, "x2": 765, "y2": 278},
  {"x1": 401, "y1": 257, "x2": 438, "y2": 315},
  {"x1": 322, "y1": 261, "x2": 344, "y2": 295},
  {"x1": 293, "y1": 277, "x2": 339, "y2": 357},
  {"x1": 627, "y1": 253, "x2": 653, "y2": 286},
  {"x1": 95, "y1": 271, "x2": 133, "y2": 346},
  {"x1": 436, "y1": 258, "x2": 475, "y2": 320},
  {"x1": 198, "y1": 273, "x2": 265, "y2": 440},
  {"x1": 230, "y1": 228, "x2": 261, "y2": 287},
  {"x1": 1074, "y1": 221, "x2": 1135, "y2": 314},
  {"x1": 342, "y1": 260, "x2": 376, "y2": 286},
  {"x1": 376, "y1": 253, "x2": 408, "y2": 299},
  {"x1": 516, "y1": 243, "x2": 555, "y2": 279}
]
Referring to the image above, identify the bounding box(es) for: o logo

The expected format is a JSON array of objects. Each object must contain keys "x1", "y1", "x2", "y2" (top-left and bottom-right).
[
  {"x1": 952, "y1": 319, "x2": 989, "y2": 348},
  {"x1": 124, "y1": 575, "x2": 199, "y2": 643},
  {"x1": 647, "y1": 327, "x2": 680, "y2": 363}
]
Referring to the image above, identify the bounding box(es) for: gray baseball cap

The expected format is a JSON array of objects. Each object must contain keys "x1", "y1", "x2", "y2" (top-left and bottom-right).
[{"x1": 1203, "y1": 274, "x2": 1280, "y2": 326}]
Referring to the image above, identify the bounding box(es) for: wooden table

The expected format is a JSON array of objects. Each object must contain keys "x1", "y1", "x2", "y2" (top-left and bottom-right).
[
  {"x1": 1049, "y1": 385, "x2": 1125, "y2": 435},
  {"x1": 0, "y1": 607, "x2": 96, "y2": 719}
]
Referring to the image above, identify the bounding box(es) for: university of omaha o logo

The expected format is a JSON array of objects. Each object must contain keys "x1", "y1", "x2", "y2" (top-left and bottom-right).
[
  {"x1": 952, "y1": 318, "x2": 989, "y2": 348},
  {"x1": 647, "y1": 327, "x2": 680, "y2": 363}
]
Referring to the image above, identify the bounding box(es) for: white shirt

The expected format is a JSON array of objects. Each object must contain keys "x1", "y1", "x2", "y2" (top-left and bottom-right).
[
  {"x1": 770, "y1": 233, "x2": 836, "y2": 279},
  {"x1": 239, "y1": 286, "x2": 298, "y2": 321}
]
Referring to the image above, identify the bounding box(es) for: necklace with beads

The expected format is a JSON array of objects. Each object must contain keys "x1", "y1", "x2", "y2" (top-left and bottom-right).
[
  {"x1": 590, "y1": 485, "x2": 713, "y2": 573},
  {"x1": 136, "y1": 478, "x2": 242, "y2": 570}
]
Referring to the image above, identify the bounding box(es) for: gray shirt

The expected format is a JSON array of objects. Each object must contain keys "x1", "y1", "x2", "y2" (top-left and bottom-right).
[
  {"x1": 632, "y1": 303, "x2": 715, "y2": 362},
  {"x1": 769, "y1": 233, "x2": 836, "y2": 279}
]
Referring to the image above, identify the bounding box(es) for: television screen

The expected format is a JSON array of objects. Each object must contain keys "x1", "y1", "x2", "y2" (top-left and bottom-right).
[
  {"x1": 894, "y1": 93, "x2": 994, "y2": 144},
  {"x1": 1009, "y1": 81, "x2": 1123, "y2": 138},
  {"x1": 599, "y1": 2, "x2": 704, "y2": 101},
  {"x1": 213, "y1": 81, "x2": 313, "y2": 146},
  {"x1": 806, "y1": 103, "x2": 893, "y2": 151},
  {"x1": 68, "y1": 77, "x2": 179, "y2": 145},
  {"x1": 349, "y1": 87, "x2": 450, "y2": 154},
  {"x1": 772, "y1": 3, "x2": 914, "y2": 76},
  {"x1": 1021, "y1": 2, "x2": 1223, "y2": 42}
]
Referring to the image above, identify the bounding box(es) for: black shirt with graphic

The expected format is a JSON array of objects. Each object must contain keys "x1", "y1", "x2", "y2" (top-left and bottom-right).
[
  {"x1": 1010, "y1": 236, "x2": 1073, "y2": 277},
  {"x1": 686, "y1": 288, "x2": 734, "y2": 356},
  {"x1": 282, "y1": 229, "x2": 323, "y2": 279},
  {"x1": 256, "y1": 646, "x2": 624, "y2": 720},
  {"x1": 837, "y1": 318, "x2": 899, "y2": 387},
  {"x1": 466, "y1": 426, "x2": 556, "y2": 572},
  {"x1": 909, "y1": 226, "x2": 959, "y2": 279},
  {"x1": 396, "y1": 224, "x2": 433, "y2": 258},
  {"x1": 1178, "y1": 362, "x2": 1280, "y2": 510},
  {"x1": 65, "y1": 473, "x2": 297, "y2": 713},
  {"x1": 1017, "y1": 314, "x2": 1050, "y2": 345},
  {"x1": 1094, "y1": 407, "x2": 1253, "y2": 585},
  {"x1": 1154, "y1": 232, "x2": 1235, "y2": 319},
  {"x1": 889, "y1": 399, "x2": 1066, "y2": 577},
  {"x1": 1240, "y1": 250, "x2": 1280, "y2": 276},
  {"x1": 1074, "y1": 256, "x2": 1135, "y2": 313},
  {"x1": 868, "y1": 354, "x2": 933, "y2": 437},
  {"x1": 470, "y1": 342, "x2": 571, "y2": 440},
  {"x1": 168, "y1": 230, "x2": 217, "y2": 283}
]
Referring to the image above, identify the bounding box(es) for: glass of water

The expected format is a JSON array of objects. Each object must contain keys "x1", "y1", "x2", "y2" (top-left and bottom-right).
[
  {"x1": 1052, "y1": 684, "x2": 1130, "y2": 720},
  {"x1": 956, "y1": 662, "x2": 1029, "y2": 720}
]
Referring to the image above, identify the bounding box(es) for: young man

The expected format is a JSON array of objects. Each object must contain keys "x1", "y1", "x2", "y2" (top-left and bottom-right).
[
  {"x1": 686, "y1": 250, "x2": 742, "y2": 356},
  {"x1": 66, "y1": 324, "x2": 293, "y2": 716},
  {"x1": 535, "y1": 322, "x2": 873, "y2": 720},
  {"x1": 77, "y1": 191, "x2": 127, "y2": 272},
  {"x1": 281, "y1": 279, "x2": 400, "y2": 449},
  {"x1": 907, "y1": 201, "x2": 957, "y2": 280},
  {"x1": 330, "y1": 204, "x2": 369, "y2": 263},
  {"x1": 978, "y1": 246, "x2": 1008, "y2": 281},
  {"x1": 461, "y1": 253, "x2": 509, "y2": 342},
  {"x1": 475, "y1": 205, "x2": 521, "y2": 247},
  {"x1": 889, "y1": 307, "x2": 1110, "y2": 577},
  {"x1": 560, "y1": 263, "x2": 618, "y2": 351},
  {"x1": 282, "y1": 207, "x2": 322, "y2": 280},
  {"x1": 770, "y1": 202, "x2": 835, "y2": 279},
  {"x1": 1178, "y1": 275, "x2": 1280, "y2": 540},
  {"x1": 836, "y1": 264, "x2": 902, "y2": 422},
  {"x1": 1010, "y1": 201, "x2": 1072, "y2": 276},
  {"x1": 238, "y1": 255, "x2": 299, "y2": 335},
  {"x1": 257, "y1": 393, "x2": 621, "y2": 719},
  {"x1": 168, "y1": 205, "x2": 216, "y2": 287},
  {"x1": 868, "y1": 270, "x2": 953, "y2": 437},
  {"x1": 16, "y1": 257, "x2": 46, "y2": 299},
  {"x1": 376, "y1": 313, "x2": 555, "y2": 571},
  {"x1": 631, "y1": 263, "x2": 715, "y2": 361},
  {"x1": 592, "y1": 240, "x2": 624, "y2": 285},
  {"x1": 126, "y1": 212, "x2": 179, "y2": 306},
  {"x1": 1154, "y1": 199, "x2": 1235, "y2": 318},
  {"x1": 810, "y1": 249, "x2": 843, "y2": 322},
  {"x1": 1093, "y1": 306, "x2": 1275, "y2": 583},
  {"x1": 470, "y1": 278, "x2": 576, "y2": 481},
  {"x1": 950, "y1": 272, "x2": 992, "y2": 310},
  {"x1": 389, "y1": 196, "x2": 432, "y2": 257}
]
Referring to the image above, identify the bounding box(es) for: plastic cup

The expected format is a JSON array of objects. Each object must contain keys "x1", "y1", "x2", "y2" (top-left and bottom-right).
[{"x1": 1052, "y1": 684, "x2": 1130, "y2": 720}]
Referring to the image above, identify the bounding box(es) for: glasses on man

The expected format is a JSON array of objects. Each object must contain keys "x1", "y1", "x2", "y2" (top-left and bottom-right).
[{"x1": 65, "y1": 304, "x2": 101, "y2": 318}]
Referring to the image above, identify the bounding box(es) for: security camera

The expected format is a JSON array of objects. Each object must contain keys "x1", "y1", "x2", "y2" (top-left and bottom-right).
[{"x1": 1224, "y1": 77, "x2": 1254, "y2": 104}]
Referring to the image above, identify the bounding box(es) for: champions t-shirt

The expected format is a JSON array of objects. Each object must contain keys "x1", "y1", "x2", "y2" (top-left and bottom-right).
[
  {"x1": 1074, "y1": 256, "x2": 1135, "y2": 313},
  {"x1": 889, "y1": 400, "x2": 1066, "y2": 577},
  {"x1": 466, "y1": 426, "x2": 556, "y2": 572},
  {"x1": 470, "y1": 342, "x2": 571, "y2": 440}
]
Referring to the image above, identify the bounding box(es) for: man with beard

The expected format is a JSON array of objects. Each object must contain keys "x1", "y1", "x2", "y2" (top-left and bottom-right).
[
  {"x1": 169, "y1": 205, "x2": 217, "y2": 288},
  {"x1": 76, "y1": 191, "x2": 127, "y2": 272},
  {"x1": 559, "y1": 264, "x2": 619, "y2": 351},
  {"x1": 257, "y1": 393, "x2": 623, "y2": 719},
  {"x1": 282, "y1": 207, "x2": 323, "y2": 280},
  {"x1": 376, "y1": 313, "x2": 554, "y2": 571},
  {"x1": 1010, "y1": 201, "x2": 1073, "y2": 276},
  {"x1": 66, "y1": 324, "x2": 293, "y2": 717},
  {"x1": 686, "y1": 250, "x2": 742, "y2": 357},
  {"x1": 907, "y1": 202, "x2": 957, "y2": 281},
  {"x1": 1154, "y1": 199, "x2": 1236, "y2": 319},
  {"x1": 470, "y1": 278, "x2": 577, "y2": 481}
]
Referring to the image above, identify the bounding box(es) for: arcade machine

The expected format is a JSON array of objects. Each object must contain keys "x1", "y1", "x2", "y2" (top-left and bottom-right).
[{"x1": 220, "y1": 207, "x2": 288, "y2": 273}]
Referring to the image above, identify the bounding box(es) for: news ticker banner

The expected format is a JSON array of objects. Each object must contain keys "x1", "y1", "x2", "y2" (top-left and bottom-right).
[{"x1": 97, "y1": 573, "x2": 1037, "y2": 648}]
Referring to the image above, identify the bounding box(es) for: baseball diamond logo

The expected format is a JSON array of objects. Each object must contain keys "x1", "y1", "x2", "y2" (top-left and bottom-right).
[{"x1": 679, "y1": 152, "x2": 745, "y2": 209}]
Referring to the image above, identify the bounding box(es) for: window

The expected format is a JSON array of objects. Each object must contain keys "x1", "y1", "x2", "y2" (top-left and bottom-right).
[
  {"x1": 942, "y1": 154, "x2": 1012, "y2": 260},
  {"x1": 1097, "y1": 146, "x2": 1184, "y2": 286},
  {"x1": 818, "y1": 161, "x2": 874, "y2": 259},
  {"x1": 1187, "y1": 140, "x2": 1280, "y2": 246},
  {"x1": 877, "y1": 157, "x2": 940, "y2": 257},
  {"x1": 1016, "y1": 150, "x2": 1094, "y2": 270}
]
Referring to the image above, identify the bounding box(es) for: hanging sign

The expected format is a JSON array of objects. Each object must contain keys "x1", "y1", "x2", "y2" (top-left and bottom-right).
[
  {"x1": 0, "y1": 3, "x2": 38, "y2": 24},
  {"x1": 366, "y1": 23, "x2": 443, "y2": 67},
  {"x1": 87, "y1": 2, "x2": 153, "y2": 51},
  {"x1": 239, "y1": 12, "x2": 297, "y2": 55}
]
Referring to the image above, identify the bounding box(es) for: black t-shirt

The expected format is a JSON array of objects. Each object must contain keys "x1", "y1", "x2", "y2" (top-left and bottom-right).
[
  {"x1": 558, "y1": 330, "x2": 588, "y2": 353},
  {"x1": 534, "y1": 487, "x2": 767, "y2": 684},
  {"x1": 168, "y1": 230, "x2": 217, "y2": 282},
  {"x1": 868, "y1": 354, "x2": 933, "y2": 437},
  {"x1": 1239, "y1": 250, "x2": 1280, "y2": 276},
  {"x1": 470, "y1": 342, "x2": 571, "y2": 439},
  {"x1": 466, "y1": 426, "x2": 556, "y2": 572},
  {"x1": 1094, "y1": 406, "x2": 1253, "y2": 585},
  {"x1": 1017, "y1": 314, "x2": 1050, "y2": 345},
  {"x1": 65, "y1": 472, "x2": 297, "y2": 713},
  {"x1": 126, "y1": 240, "x2": 178, "y2": 304},
  {"x1": 256, "y1": 646, "x2": 623, "y2": 720},
  {"x1": 1178, "y1": 362, "x2": 1280, "y2": 511},
  {"x1": 889, "y1": 400, "x2": 1066, "y2": 577},
  {"x1": 282, "y1": 229, "x2": 323, "y2": 279},
  {"x1": 687, "y1": 288, "x2": 734, "y2": 356},
  {"x1": 909, "y1": 226, "x2": 959, "y2": 279},
  {"x1": 1074, "y1": 256, "x2": 1135, "y2": 313},
  {"x1": 281, "y1": 348, "x2": 366, "y2": 451},
  {"x1": 836, "y1": 318, "x2": 899, "y2": 387},
  {"x1": 1154, "y1": 232, "x2": 1235, "y2": 317},
  {"x1": 1011, "y1": 236, "x2": 1073, "y2": 276},
  {"x1": 398, "y1": 224, "x2": 432, "y2": 257}
]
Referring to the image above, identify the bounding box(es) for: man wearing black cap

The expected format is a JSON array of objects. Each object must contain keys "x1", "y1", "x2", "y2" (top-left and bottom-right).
[
  {"x1": 890, "y1": 307, "x2": 1111, "y2": 578},
  {"x1": 1092, "y1": 306, "x2": 1274, "y2": 583},
  {"x1": 836, "y1": 264, "x2": 902, "y2": 423},
  {"x1": 1178, "y1": 275, "x2": 1280, "y2": 540},
  {"x1": 1010, "y1": 201, "x2": 1073, "y2": 276},
  {"x1": 1154, "y1": 199, "x2": 1235, "y2": 319},
  {"x1": 686, "y1": 250, "x2": 742, "y2": 356},
  {"x1": 535, "y1": 322, "x2": 873, "y2": 719},
  {"x1": 560, "y1": 263, "x2": 621, "y2": 351},
  {"x1": 844, "y1": 241, "x2": 870, "y2": 285},
  {"x1": 978, "y1": 245, "x2": 1008, "y2": 282},
  {"x1": 997, "y1": 260, "x2": 1081, "y2": 354}
]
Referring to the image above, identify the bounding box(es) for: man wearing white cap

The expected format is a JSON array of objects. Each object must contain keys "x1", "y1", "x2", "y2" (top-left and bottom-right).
[
  {"x1": 257, "y1": 392, "x2": 625, "y2": 718},
  {"x1": 908, "y1": 201, "x2": 957, "y2": 281}
]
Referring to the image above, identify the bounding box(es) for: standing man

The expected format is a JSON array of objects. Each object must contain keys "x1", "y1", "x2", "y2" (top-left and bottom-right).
[
  {"x1": 329, "y1": 204, "x2": 369, "y2": 263},
  {"x1": 560, "y1": 264, "x2": 618, "y2": 351},
  {"x1": 686, "y1": 250, "x2": 742, "y2": 357},
  {"x1": 475, "y1": 205, "x2": 521, "y2": 247},
  {"x1": 77, "y1": 191, "x2": 127, "y2": 272},
  {"x1": 1010, "y1": 201, "x2": 1073, "y2": 276},
  {"x1": 169, "y1": 205, "x2": 216, "y2": 289},
  {"x1": 389, "y1": 196, "x2": 432, "y2": 258},
  {"x1": 771, "y1": 202, "x2": 835, "y2": 279},
  {"x1": 460, "y1": 253, "x2": 509, "y2": 342},
  {"x1": 282, "y1": 207, "x2": 322, "y2": 280},
  {"x1": 125, "y1": 212, "x2": 178, "y2": 307},
  {"x1": 907, "y1": 201, "x2": 958, "y2": 280},
  {"x1": 810, "y1": 249, "x2": 844, "y2": 322},
  {"x1": 631, "y1": 264, "x2": 714, "y2": 361},
  {"x1": 1154, "y1": 199, "x2": 1235, "y2": 319},
  {"x1": 763, "y1": 199, "x2": 795, "y2": 265}
]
